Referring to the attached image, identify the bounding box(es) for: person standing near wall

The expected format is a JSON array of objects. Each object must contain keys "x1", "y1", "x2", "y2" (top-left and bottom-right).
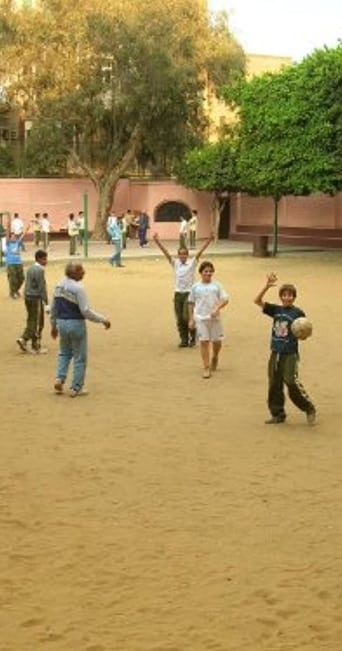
[
  {"x1": 31, "y1": 213, "x2": 42, "y2": 247},
  {"x1": 188, "y1": 210, "x2": 198, "y2": 249},
  {"x1": 77, "y1": 211, "x2": 85, "y2": 246},
  {"x1": 16, "y1": 249, "x2": 49, "y2": 354},
  {"x1": 107, "y1": 214, "x2": 124, "y2": 267},
  {"x1": 40, "y1": 213, "x2": 52, "y2": 251},
  {"x1": 67, "y1": 213, "x2": 79, "y2": 256},
  {"x1": 137, "y1": 210, "x2": 150, "y2": 247},
  {"x1": 179, "y1": 216, "x2": 188, "y2": 249},
  {"x1": 120, "y1": 213, "x2": 128, "y2": 249}
]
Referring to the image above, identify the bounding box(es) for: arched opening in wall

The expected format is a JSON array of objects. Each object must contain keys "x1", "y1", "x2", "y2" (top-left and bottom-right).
[
  {"x1": 154, "y1": 200, "x2": 192, "y2": 222},
  {"x1": 218, "y1": 196, "x2": 231, "y2": 239}
]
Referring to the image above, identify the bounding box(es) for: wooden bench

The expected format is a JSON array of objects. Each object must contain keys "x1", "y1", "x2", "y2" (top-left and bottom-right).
[
  {"x1": 231, "y1": 224, "x2": 342, "y2": 255},
  {"x1": 24, "y1": 229, "x2": 93, "y2": 242}
]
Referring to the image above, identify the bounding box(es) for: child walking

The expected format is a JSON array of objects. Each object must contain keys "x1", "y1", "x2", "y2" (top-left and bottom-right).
[
  {"x1": 254, "y1": 272, "x2": 316, "y2": 425},
  {"x1": 188, "y1": 261, "x2": 229, "y2": 378}
]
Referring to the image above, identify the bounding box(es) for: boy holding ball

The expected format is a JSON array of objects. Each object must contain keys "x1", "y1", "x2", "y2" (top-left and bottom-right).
[{"x1": 254, "y1": 272, "x2": 316, "y2": 425}]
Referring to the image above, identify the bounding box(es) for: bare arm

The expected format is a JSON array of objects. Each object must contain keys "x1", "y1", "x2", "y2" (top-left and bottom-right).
[
  {"x1": 254, "y1": 273, "x2": 277, "y2": 308},
  {"x1": 195, "y1": 232, "x2": 215, "y2": 261},
  {"x1": 153, "y1": 233, "x2": 172, "y2": 263},
  {"x1": 188, "y1": 300, "x2": 195, "y2": 328},
  {"x1": 211, "y1": 298, "x2": 229, "y2": 318}
]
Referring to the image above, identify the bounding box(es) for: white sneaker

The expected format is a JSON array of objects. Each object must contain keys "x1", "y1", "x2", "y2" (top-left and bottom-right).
[
  {"x1": 30, "y1": 347, "x2": 48, "y2": 355},
  {"x1": 69, "y1": 388, "x2": 89, "y2": 398},
  {"x1": 202, "y1": 367, "x2": 211, "y2": 379}
]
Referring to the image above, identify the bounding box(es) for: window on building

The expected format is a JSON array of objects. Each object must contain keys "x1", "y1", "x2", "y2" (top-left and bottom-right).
[{"x1": 154, "y1": 201, "x2": 191, "y2": 222}]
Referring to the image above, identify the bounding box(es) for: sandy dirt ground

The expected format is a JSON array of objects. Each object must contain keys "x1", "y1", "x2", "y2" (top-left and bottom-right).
[{"x1": 1, "y1": 251, "x2": 342, "y2": 651}]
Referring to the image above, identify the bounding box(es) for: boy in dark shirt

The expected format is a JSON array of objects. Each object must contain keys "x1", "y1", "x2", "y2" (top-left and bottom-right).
[
  {"x1": 254, "y1": 272, "x2": 316, "y2": 425},
  {"x1": 16, "y1": 249, "x2": 49, "y2": 354}
]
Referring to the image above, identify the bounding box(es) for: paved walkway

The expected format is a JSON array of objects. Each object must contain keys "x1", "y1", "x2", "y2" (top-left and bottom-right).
[
  {"x1": 19, "y1": 238, "x2": 254, "y2": 264},
  {"x1": 0, "y1": 237, "x2": 321, "y2": 268}
]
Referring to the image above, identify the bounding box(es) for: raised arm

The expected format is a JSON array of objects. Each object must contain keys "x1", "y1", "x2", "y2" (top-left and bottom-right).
[
  {"x1": 153, "y1": 233, "x2": 172, "y2": 263},
  {"x1": 195, "y1": 232, "x2": 215, "y2": 261},
  {"x1": 254, "y1": 273, "x2": 277, "y2": 308}
]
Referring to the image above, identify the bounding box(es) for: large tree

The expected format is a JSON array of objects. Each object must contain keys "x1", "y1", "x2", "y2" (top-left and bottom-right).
[
  {"x1": 222, "y1": 44, "x2": 342, "y2": 254},
  {"x1": 0, "y1": 0, "x2": 245, "y2": 237}
]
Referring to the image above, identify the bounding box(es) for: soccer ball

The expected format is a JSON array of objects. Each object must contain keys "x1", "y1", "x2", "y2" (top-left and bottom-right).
[{"x1": 291, "y1": 317, "x2": 313, "y2": 340}]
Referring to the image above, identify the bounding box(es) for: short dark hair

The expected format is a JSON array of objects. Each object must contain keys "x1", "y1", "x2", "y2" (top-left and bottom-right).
[
  {"x1": 177, "y1": 246, "x2": 189, "y2": 255},
  {"x1": 199, "y1": 260, "x2": 215, "y2": 274},
  {"x1": 279, "y1": 283, "x2": 297, "y2": 299},
  {"x1": 35, "y1": 249, "x2": 47, "y2": 261}
]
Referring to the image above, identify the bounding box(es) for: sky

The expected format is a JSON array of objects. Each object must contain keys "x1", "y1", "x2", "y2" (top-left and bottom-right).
[{"x1": 208, "y1": 0, "x2": 342, "y2": 62}]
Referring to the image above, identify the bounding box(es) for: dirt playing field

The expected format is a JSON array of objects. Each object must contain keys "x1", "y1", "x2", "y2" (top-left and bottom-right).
[{"x1": 1, "y1": 251, "x2": 342, "y2": 651}]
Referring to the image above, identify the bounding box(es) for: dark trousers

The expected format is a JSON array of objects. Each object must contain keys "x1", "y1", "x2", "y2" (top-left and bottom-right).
[
  {"x1": 268, "y1": 352, "x2": 315, "y2": 418},
  {"x1": 173, "y1": 292, "x2": 195, "y2": 345},
  {"x1": 7, "y1": 264, "x2": 25, "y2": 297},
  {"x1": 138, "y1": 227, "x2": 147, "y2": 246},
  {"x1": 69, "y1": 235, "x2": 77, "y2": 255},
  {"x1": 22, "y1": 297, "x2": 44, "y2": 350}
]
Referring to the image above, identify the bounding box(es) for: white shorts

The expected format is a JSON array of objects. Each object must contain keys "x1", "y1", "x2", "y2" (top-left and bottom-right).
[{"x1": 195, "y1": 318, "x2": 224, "y2": 341}]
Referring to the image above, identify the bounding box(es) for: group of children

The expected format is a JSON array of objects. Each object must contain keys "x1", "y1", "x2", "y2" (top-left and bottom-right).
[
  {"x1": 154, "y1": 232, "x2": 316, "y2": 426},
  {"x1": 3, "y1": 210, "x2": 316, "y2": 423}
]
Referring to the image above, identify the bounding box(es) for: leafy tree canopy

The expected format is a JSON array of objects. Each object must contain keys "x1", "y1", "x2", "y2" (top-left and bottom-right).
[
  {"x1": 223, "y1": 43, "x2": 342, "y2": 198},
  {"x1": 176, "y1": 139, "x2": 239, "y2": 193},
  {"x1": 0, "y1": 0, "x2": 245, "y2": 234}
]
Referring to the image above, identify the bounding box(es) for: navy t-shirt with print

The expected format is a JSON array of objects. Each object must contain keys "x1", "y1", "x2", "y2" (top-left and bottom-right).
[{"x1": 263, "y1": 302, "x2": 305, "y2": 354}]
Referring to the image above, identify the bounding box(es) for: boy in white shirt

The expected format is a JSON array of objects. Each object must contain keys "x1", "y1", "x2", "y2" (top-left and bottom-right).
[
  {"x1": 153, "y1": 232, "x2": 214, "y2": 347},
  {"x1": 188, "y1": 261, "x2": 229, "y2": 378}
]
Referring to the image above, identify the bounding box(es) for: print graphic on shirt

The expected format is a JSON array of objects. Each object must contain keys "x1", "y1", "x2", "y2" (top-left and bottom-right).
[{"x1": 274, "y1": 319, "x2": 289, "y2": 338}]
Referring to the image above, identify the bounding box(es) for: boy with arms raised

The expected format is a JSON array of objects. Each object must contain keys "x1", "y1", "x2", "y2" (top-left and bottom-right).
[{"x1": 153, "y1": 232, "x2": 214, "y2": 348}]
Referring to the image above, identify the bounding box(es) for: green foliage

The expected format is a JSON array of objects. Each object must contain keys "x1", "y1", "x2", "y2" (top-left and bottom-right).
[
  {"x1": 0, "y1": 145, "x2": 17, "y2": 176},
  {"x1": 205, "y1": 11, "x2": 246, "y2": 89},
  {"x1": 22, "y1": 121, "x2": 68, "y2": 176},
  {"x1": 223, "y1": 43, "x2": 342, "y2": 199},
  {"x1": 176, "y1": 140, "x2": 239, "y2": 193},
  {"x1": 0, "y1": 0, "x2": 246, "y2": 231}
]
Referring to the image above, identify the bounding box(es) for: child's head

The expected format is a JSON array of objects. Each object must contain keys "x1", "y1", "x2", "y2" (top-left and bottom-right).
[
  {"x1": 279, "y1": 283, "x2": 297, "y2": 306},
  {"x1": 35, "y1": 249, "x2": 48, "y2": 266},
  {"x1": 177, "y1": 246, "x2": 189, "y2": 262},
  {"x1": 199, "y1": 260, "x2": 215, "y2": 281}
]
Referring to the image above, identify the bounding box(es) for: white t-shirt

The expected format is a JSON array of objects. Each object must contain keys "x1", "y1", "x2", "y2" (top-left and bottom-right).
[
  {"x1": 188, "y1": 216, "x2": 197, "y2": 232},
  {"x1": 172, "y1": 257, "x2": 197, "y2": 292},
  {"x1": 41, "y1": 217, "x2": 51, "y2": 233},
  {"x1": 11, "y1": 217, "x2": 24, "y2": 235},
  {"x1": 179, "y1": 219, "x2": 188, "y2": 235},
  {"x1": 188, "y1": 281, "x2": 229, "y2": 320}
]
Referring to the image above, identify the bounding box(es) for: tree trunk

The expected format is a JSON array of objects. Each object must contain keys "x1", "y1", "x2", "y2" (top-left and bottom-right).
[
  {"x1": 92, "y1": 181, "x2": 116, "y2": 240},
  {"x1": 272, "y1": 196, "x2": 280, "y2": 257},
  {"x1": 210, "y1": 194, "x2": 221, "y2": 242}
]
